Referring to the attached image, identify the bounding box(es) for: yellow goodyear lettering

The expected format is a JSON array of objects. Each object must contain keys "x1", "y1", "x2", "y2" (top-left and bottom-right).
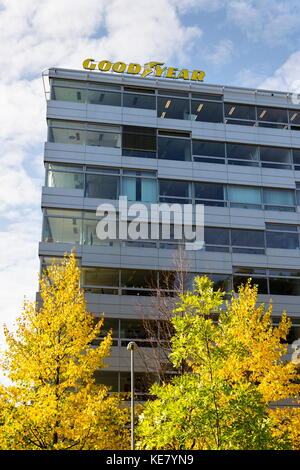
[
  {"x1": 82, "y1": 58, "x2": 97, "y2": 70},
  {"x1": 127, "y1": 63, "x2": 142, "y2": 74},
  {"x1": 191, "y1": 70, "x2": 205, "y2": 81},
  {"x1": 98, "y1": 60, "x2": 112, "y2": 72},
  {"x1": 82, "y1": 59, "x2": 205, "y2": 82}
]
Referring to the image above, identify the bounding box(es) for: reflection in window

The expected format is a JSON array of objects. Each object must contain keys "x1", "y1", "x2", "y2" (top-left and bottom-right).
[
  {"x1": 227, "y1": 143, "x2": 258, "y2": 161},
  {"x1": 121, "y1": 269, "x2": 157, "y2": 289},
  {"x1": 257, "y1": 107, "x2": 288, "y2": 124},
  {"x1": 205, "y1": 227, "x2": 230, "y2": 246},
  {"x1": 124, "y1": 93, "x2": 156, "y2": 110},
  {"x1": 225, "y1": 103, "x2": 256, "y2": 121},
  {"x1": 266, "y1": 231, "x2": 299, "y2": 249},
  {"x1": 191, "y1": 100, "x2": 223, "y2": 123},
  {"x1": 260, "y1": 146, "x2": 291, "y2": 167},
  {"x1": 82, "y1": 267, "x2": 119, "y2": 286},
  {"x1": 157, "y1": 97, "x2": 190, "y2": 120},
  {"x1": 159, "y1": 180, "x2": 191, "y2": 201},
  {"x1": 231, "y1": 229, "x2": 264, "y2": 247},
  {"x1": 228, "y1": 186, "x2": 261, "y2": 207},
  {"x1": 47, "y1": 165, "x2": 84, "y2": 190},
  {"x1": 43, "y1": 213, "x2": 82, "y2": 244},
  {"x1": 52, "y1": 86, "x2": 87, "y2": 103},
  {"x1": 48, "y1": 121, "x2": 121, "y2": 148},
  {"x1": 195, "y1": 182, "x2": 224, "y2": 202},
  {"x1": 263, "y1": 188, "x2": 294, "y2": 206},
  {"x1": 87, "y1": 89, "x2": 121, "y2": 106},
  {"x1": 158, "y1": 136, "x2": 191, "y2": 161},
  {"x1": 85, "y1": 174, "x2": 119, "y2": 199},
  {"x1": 193, "y1": 140, "x2": 225, "y2": 163},
  {"x1": 122, "y1": 176, "x2": 157, "y2": 202},
  {"x1": 289, "y1": 110, "x2": 300, "y2": 126}
]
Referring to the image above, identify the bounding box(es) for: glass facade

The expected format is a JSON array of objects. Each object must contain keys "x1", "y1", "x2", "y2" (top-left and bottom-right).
[{"x1": 42, "y1": 70, "x2": 300, "y2": 397}]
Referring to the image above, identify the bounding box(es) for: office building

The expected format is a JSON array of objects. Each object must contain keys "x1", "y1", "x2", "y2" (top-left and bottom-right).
[{"x1": 40, "y1": 64, "x2": 300, "y2": 397}]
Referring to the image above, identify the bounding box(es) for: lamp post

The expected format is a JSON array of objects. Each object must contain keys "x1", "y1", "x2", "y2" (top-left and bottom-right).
[{"x1": 127, "y1": 341, "x2": 138, "y2": 450}]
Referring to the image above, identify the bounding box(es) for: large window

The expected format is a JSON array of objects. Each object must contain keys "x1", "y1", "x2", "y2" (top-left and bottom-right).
[
  {"x1": 122, "y1": 126, "x2": 156, "y2": 158},
  {"x1": 47, "y1": 163, "x2": 84, "y2": 189},
  {"x1": 158, "y1": 135, "x2": 191, "y2": 161},
  {"x1": 194, "y1": 182, "x2": 225, "y2": 206},
  {"x1": 266, "y1": 224, "x2": 299, "y2": 250},
  {"x1": 225, "y1": 103, "x2": 256, "y2": 126},
  {"x1": 43, "y1": 209, "x2": 82, "y2": 245},
  {"x1": 122, "y1": 170, "x2": 157, "y2": 202},
  {"x1": 257, "y1": 107, "x2": 288, "y2": 128},
  {"x1": 228, "y1": 185, "x2": 261, "y2": 209},
  {"x1": 263, "y1": 187, "x2": 295, "y2": 210},
  {"x1": 193, "y1": 140, "x2": 225, "y2": 164},
  {"x1": 87, "y1": 83, "x2": 121, "y2": 106},
  {"x1": 191, "y1": 100, "x2": 223, "y2": 123},
  {"x1": 157, "y1": 96, "x2": 190, "y2": 120},
  {"x1": 227, "y1": 143, "x2": 258, "y2": 164},
  {"x1": 48, "y1": 120, "x2": 121, "y2": 148},
  {"x1": 85, "y1": 167, "x2": 119, "y2": 199},
  {"x1": 260, "y1": 146, "x2": 292, "y2": 169},
  {"x1": 159, "y1": 179, "x2": 191, "y2": 203}
]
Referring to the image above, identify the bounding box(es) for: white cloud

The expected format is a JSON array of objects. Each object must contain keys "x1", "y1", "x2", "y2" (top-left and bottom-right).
[
  {"x1": 207, "y1": 39, "x2": 234, "y2": 67},
  {"x1": 227, "y1": 0, "x2": 300, "y2": 45},
  {"x1": 0, "y1": 0, "x2": 206, "y2": 378},
  {"x1": 259, "y1": 51, "x2": 300, "y2": 92}
]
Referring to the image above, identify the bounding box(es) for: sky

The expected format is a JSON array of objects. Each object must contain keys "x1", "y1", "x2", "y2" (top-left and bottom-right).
[{"x1": 1, "y1": 0, "x2": 300, "y2": 361}]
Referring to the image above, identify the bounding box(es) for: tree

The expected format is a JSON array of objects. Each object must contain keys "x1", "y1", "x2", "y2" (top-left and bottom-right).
[
  {"x1": 136, "y1": 276, "x2": 300, "y2": 450},
  {"x1": 0, "y1": 253, "x2": 129, "y2": 450}
]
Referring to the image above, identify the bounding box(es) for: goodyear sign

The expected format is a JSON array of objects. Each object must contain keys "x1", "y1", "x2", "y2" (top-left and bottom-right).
[{"x1": 82, "y1": 59, "x2": 205, "y2": 82}]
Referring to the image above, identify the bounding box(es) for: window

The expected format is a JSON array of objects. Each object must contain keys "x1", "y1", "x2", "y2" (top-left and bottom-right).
[
  {"x1": 228, "y1": 185, "x2": 261, "y2": 208},
  {"x1": 225, "y1": 103, "x2": 256, "y2": 125},
  {"x1": 266, "y1": 224, "x2": 299, "y2": 250},
  {"x1": 52, "y1": 85, "x2": 87, "y2": 103},
  {"x1": 233, "y1": 276, "x2": 268, "y2": 294},
  {"x1": 157, "y1": 97, "x2": 190, "y2": 120},
  {"x1": 92, "y1": 318, "x2": 119, "y2": 346},
  {"x1": 158, "y1": 136, "x2": 191, "y2": 161},
  {"x1": 289, "y1": 110, "x2": 300, "y2": 129},
  {"x1": 87, "y1": 83, "x2": 121, "y2": 107},
  {"x1": 159, "y1": 180, "x2": 191, "y2": 203},
  {"x1": 263, "y1": 188, "x2": 295, "y2": 209},
  {"x1": 260, "y1": 146, "x2": 292, "y2": 168},
  {"x1": 123, "y1": 93, "x2": 156, "y2": 110},
  {"x1": 208, "y1": 274, "x2": 232, "y2": 292},
  {"x1": 121, "y1": 269, "x2": 157, "y2": 289},
  {"x1": 227, "y1": 143, "x2": 258, "y2": 164},
  {"x1": 43, "y1": 209, "x2": 82, "y2": 244},
  {"x1": 191, "y1": 100, "x2": 223, "y2": 123},
  {"x1": 193, "y1": 140, "x2": 225, "y2": 164},
  {"x1": 257, "y1": 107, "x2": 288, "y2": 128},
  {"x1": 269, "y1": 278, "x2": 300, "y2": 295},
  {"x1": 48, "y1": 120, "x2": 121, "y2": 148},
  {"x1": 293, "y1": 150, "x2": 300, "y2": 169},
  {"x1": 85, "y1": 172, "x2": 119, "y2": 199},
  {"x1": 194, "y1": 182, "x2": 224, "y2": 200},
  {"x1": 82, "y1": 267, "x2": 119, "y2": 287},
  {"x1": 122, "y1": 171, "x2": 157, "y2": 202},
  {"x1": 231, "y1": 229, "x2": 265, "y2": 254},
  {"x1": 122, "y1": 126, "x2": 156, "y2": 158},
  {"x1": 120, "y1": 319, "x2": 147, "y2": 340},
  {"x1": 47, "y1": 163, "x2": 84, "y2": 189},
  {"x1": 205, "y1": 227, "x2": 230, "y2": 246}
]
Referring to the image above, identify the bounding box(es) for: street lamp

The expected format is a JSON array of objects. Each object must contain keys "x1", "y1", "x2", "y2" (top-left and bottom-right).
[{"x1": 127, "y1": 341, "x2": 138, "y2": 450}]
